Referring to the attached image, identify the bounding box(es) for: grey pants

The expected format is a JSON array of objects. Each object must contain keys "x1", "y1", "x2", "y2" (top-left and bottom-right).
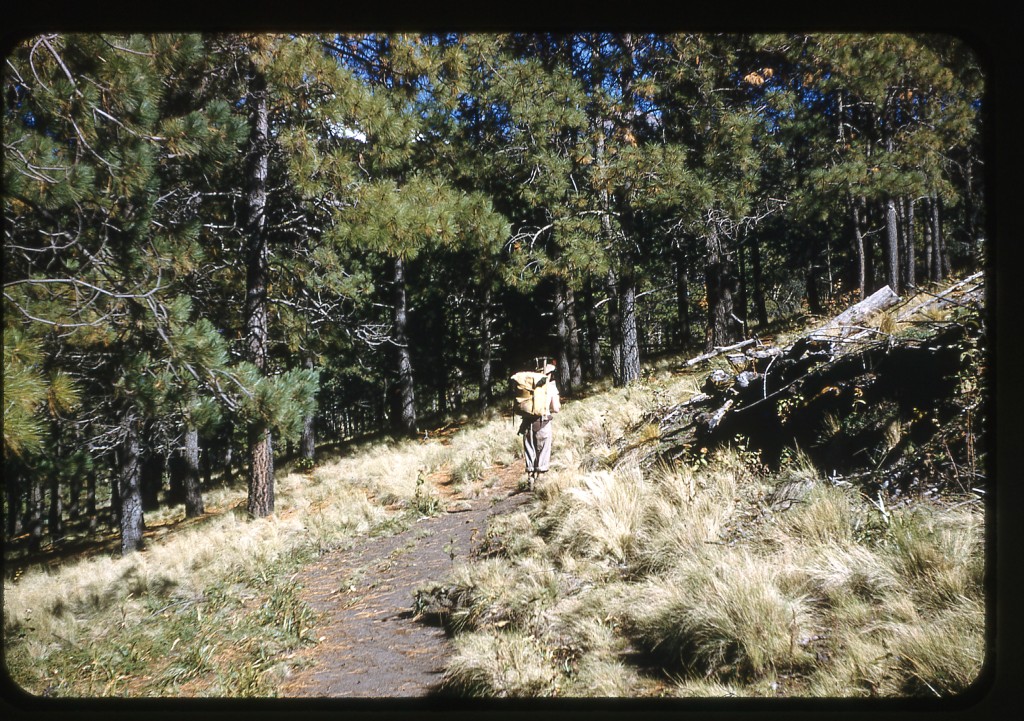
[{"x1": 522, "y1": 417, "x2": 553, "y2": 473}]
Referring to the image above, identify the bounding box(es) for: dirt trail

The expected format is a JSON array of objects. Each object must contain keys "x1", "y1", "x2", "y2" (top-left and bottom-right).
[{"x1": 280, "y1": 463, "x2": 530, "y2": 697}]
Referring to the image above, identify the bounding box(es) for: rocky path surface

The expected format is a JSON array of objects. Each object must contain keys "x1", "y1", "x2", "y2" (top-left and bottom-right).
[{"x1": 280, "y1": 464, "x2": 530, "y2": 698}]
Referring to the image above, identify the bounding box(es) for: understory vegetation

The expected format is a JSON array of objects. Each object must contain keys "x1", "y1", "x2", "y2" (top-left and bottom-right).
[
  {"x1": 3, "y1": 406, "x2": 521, "y2": 696},
  {"x1": 435, "y1": 286, "x2": 989, "y2": 699},
  {"x1": 2, "y1": 283, "x2": 988, "y2": 699},
  {"x1": 439, "y1": 448, "x2": 984, "y2": 697}
]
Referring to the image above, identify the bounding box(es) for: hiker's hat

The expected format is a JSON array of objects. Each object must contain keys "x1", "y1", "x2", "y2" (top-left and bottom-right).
[{"x1": 542, "y1": 362, "x2": 556, "y2": 375}]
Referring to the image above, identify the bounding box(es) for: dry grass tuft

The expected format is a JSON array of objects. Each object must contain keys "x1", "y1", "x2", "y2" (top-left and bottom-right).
[
  {"x1": 623, "y1": 549, "x2": 815, "y2": 678},
  {"x1": 442, "y1": 629, "x2": 560, "y2": 697}
]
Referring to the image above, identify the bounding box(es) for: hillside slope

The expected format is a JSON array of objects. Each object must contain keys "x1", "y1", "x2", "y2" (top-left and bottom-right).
[{"x1": 432, "y1": 275, "x2": 988, "y2": 698}]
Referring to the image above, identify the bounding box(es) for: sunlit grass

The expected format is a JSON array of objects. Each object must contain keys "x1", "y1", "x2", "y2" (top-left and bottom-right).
[
  {"x1": 436, "y1": 376, "x2": 986, "y2": 699},
  {"x1": 4, "y1": 330, "x2": 986, "y2": 699}
]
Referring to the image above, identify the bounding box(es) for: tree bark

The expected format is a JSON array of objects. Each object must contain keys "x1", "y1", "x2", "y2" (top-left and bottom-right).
[
  {"x1": 221, "y1": 421, "x2": 235, "y2": 484},
  {"x1": 619, "y1": 268, "x2": 641, "y2": 386},
  {"x1": 674, "y1": 242, "x2": 692, "y2": 345},
  {"x1": 806, "y1": 261, "x2": 822, "y2": 317},
  {"x1": 566, "y1": 285, "x2": 583, "y2": 391},
  {"x1": 181, "y1": 425, "x2": 205, "y2": 518},
  {"x1": 27, "y1": 473, "x2": 42, "y2": 552},
  {"x1": 47, "y1": 429, "x2": 64, "y2": 541},
  {"x1": 244, "y1": 66, "x2": 274, "y2": 518},
  {"x1": 6, "y1": 469, "x2": 23, "y2": 538},
  {"x1": 553, "y1": 277, "x2": 582, "y2": 396},
  {"x1": 704, "y1": 223, "x2": 740, "y2": 352},
  {"x1": 885, "y1": 197, "x2": 900, "y2": 293},
  {"x1": 300, "y1": 355, "x2": 316, "y2": 462},
  {"x1": 86, "y1": 471, "x2": 97, "y2": 533},
  {"x1": 247, "y1": 425, "x2": 274, "y2": 517},
  {"x1": 605, "y1": 268, "x2": 623, "y2": 385},
  {"x1": 582, "y1": 277, "x2": 603, "y2": 380},
  {"x1": 924, "y1": 198, "x2": 935, "y2": 283},
  {"x1": 901, "y1": 196, "x2": 916, "y2": 290},
  {"x1": 932, "y1": 195, "x2": 948, "y2": 281},
  {"x1": 390, "y1": 254, "x2": 417, "y2": 435},
  {"x1": 118, "y1": 413, "x2": 145, "y2": 555},
  {"x1": 808, "y1": 284, "x2": 901, "y2": 342},
  {"x1": 750, "y1": 235, "x2": 769, "y2": 327},
  {"x1": 851, "y1": 196, "x2": 867, "y2": 301}
]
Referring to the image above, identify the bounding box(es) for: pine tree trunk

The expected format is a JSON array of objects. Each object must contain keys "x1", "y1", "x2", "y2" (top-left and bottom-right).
[
  {"x1": 28, "y1": 474, "x2": 42, "y2": 553},
  {"x1": 605, "y1": 268, "x2": 623, "y2": 385},
  {"x1": 738, "y1": 242, "x2": 749, "y2": 332},
  {"x1": 222, "y1": 421, "x2": 235, "y2": 484},
  {"x1": 901, "y1": 196, "x2": 916, "y2": 289},
  {"x1": 182, "y1": 425, "x2": 205, "y2": 518},
  {"x1": 48, "y1": 470, "x2": 64, "y2": 543},
  {"x1": 300, "y1": 355, "x2": 316, "y2": 462},
  {"x1": 47, "y1": 425, "x2": 64, "y2": 541},
  {"x1": 851, "y1": 196, "x2": 867, "y2": 301},
  {"x1": 67, "y1": 466, "x2": 81, "y2": 521},
  {"x1": 704, "y1": 224, "x2": 739, "y2": 352},
  {"x1": 619, "y1": 269, "x2": 641, "y2": 386},
  {"x1": 674, "y1": 243, "x2": 692, "y2": 345},
  {"x1": 201, "y1": 442, "x2": 212, "y2": 488},
  {"x1": 864, "y1": 198, "x2": 877, "y2": 293},
  {"x1": 244, "y1": 66, "x2": 274, "y2": 518},
  {"x1": 750, "y1": 235, "x2": 769, "y2": 327},
  {"x1": 86, "y1": 471, "x2": 97, "y2": 533},
  {"x1": 933, "y1": 196, "x2": 948, "y2": 280},
  {"x1": 806, "y1": 261, "x2": 822, "y2": 317},
  {"x1": 885, "y1": 197, "x2": 900, "y2": 293},
  {"x1": 478, "y1": 286, "x2": 494, "y2": 406},
  {"x1": 5, "y1": 470, "x2": 22, "y2": 538},
  {"x1": 390, "y1": 255, "x2": 417, "y2": 435},
  {"x1": 247, "y1": 426, "x2": 274, "y2": 518},
  {"x1": 118, "y1": 414, "x2": 145, "y2": 555},
  {"x1": 566, "y1": 285, "x2": 583, "y2": 391},
  {"x1": 553, "y1": 277, "x2": 582, "y2": 396},
  {"x1": 109, "y1": 460, "x2": 120, "y2": 530},
  {"x1": 924, "y1": 198, "x2": 935, "y2": 283},
  {"x1": 582, "y1": 277, "x2": 603, "y2": 380}
]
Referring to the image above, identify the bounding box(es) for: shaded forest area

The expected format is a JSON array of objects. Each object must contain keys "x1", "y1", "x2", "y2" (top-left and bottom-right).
[{"x1": 3, "y1": 33, "x2": 985, "y2": 559}]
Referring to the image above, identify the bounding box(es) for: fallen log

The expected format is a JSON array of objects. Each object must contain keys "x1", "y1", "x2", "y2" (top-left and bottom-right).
[
  {"x1": 897, "y1": 272, "x2": 984, "y2": 322},
  {"x1": 808, "y1": 285, "x2": 901, "y2": 342},
  {"x1": 683, "y1": 338, "x2": 759, "y2": 367}
]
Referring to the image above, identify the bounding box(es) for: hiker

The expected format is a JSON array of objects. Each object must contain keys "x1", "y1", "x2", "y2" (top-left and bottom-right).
[{"x1": 518, "y1": 360, "x2": 561, "y2": 489}]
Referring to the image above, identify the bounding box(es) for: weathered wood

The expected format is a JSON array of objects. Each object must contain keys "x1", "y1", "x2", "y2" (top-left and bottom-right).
[
  {"x1": 683, "y1": 338, "x2": 759, "y2": 367},
  {"x1": 808, "y1": 285, "x2": 901, "y2": 341},
  {"x1": 897, "y1": 272, "x2": 984, "y2": 321}
]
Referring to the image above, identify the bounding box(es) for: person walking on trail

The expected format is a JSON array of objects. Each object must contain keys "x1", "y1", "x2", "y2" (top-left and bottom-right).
[{"x1": 519, "y1": 360, "x2": 561, "y2": 490}]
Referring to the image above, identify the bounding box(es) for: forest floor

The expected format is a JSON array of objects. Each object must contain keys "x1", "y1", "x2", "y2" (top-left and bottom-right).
[{"x1": 279, "y1": 461, "x2": 531, "y2": 697}]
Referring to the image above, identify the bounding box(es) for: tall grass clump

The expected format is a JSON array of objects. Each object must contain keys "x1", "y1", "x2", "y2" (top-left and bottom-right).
[
  {"x1": 543, "y1": 467, "x2": 648, "y2": 564},
  {"x1": 623, "y1": 549, "x2": 815, "y2": 679},
  {"x1": 442, "y1": 629, "x2": 560, "y2": 697}
]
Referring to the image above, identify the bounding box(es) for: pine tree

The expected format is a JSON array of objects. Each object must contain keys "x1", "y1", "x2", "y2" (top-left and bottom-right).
[{"x1": 4, "y1": 34, "x2": 252, "y2": 551}]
